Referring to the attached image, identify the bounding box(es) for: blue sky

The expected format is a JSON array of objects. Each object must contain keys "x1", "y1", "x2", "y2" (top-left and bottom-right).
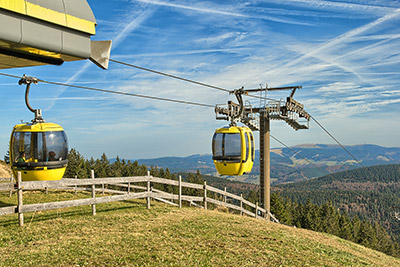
[{"x1": 1, "y1": 0, "x2": 400, "y2": 160}]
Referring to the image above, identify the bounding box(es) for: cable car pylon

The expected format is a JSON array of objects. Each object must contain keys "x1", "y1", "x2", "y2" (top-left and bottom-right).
[{"x1": 214, "y1": 85, "x2": 310, "y2": 220}]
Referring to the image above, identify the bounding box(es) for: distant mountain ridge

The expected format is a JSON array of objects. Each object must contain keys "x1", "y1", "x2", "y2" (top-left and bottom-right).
[{"x1": 113, "y1": 144, "x2": 400, "y2": 185}]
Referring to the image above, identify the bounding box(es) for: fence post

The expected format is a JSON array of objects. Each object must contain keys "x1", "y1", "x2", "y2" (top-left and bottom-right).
[
  {"x1": 128, "y1": 182, "x2": 130, "y2": 194},
  {"x1": 91, "y1": 170, "x2": 96, "y2": 216},
  {"x1": 17, "y1": 172, "x2": 24, "y2": 226},
  {"x1": 255, "y1": 202, "x2": 258, "y2": 218},
  {"x1": 203, "y1": 181, "x2": 207, "y2": 210},
  {"x1": 147, "y1": 171, "x2": 151, "y2": 209},
  {"x1": 223, "y1": 187, "x2": 227, "y2": 204},
  {"x1": 240, "y1": 193, "x2": 243, "y2": 216},
  {"x1": 74, "y1": 175, "x2": 77, "y2": 194},
  {"x1": 178, "y1": 175, "x2": 182, "y2": 208},
  {"x1": 9, "y1": 174, "x2": 13, "y2": 197}
]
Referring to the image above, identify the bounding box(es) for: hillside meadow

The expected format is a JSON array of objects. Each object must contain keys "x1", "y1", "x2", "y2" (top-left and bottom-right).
[{"x1": 0, "y1": 190, "x2": 399, "y2": 266}]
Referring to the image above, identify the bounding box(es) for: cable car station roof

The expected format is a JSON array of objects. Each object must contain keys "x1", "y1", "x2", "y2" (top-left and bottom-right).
[
  {"x1": 0, "y1": 0, "x2": 100, "y2": 69},
  {"x1": 0, "y1": 0, "x2": 96, "y2": 34}
]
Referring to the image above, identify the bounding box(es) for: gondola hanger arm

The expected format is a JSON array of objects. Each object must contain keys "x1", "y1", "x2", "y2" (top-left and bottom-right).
[
  {"x1": 18, "y1": 74, "x2": 44, "y2": 123},
  {"x1": 230, "y1": 87, "x2": 248, "y2": 123}
]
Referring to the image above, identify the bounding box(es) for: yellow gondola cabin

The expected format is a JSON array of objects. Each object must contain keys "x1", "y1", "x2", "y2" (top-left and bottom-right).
[
  {"x1": 10, "y1": 122, "x2": 68, "y2": 181},
  {"x1": 212, "y1": 126, "x2": 255, "y2": 176}
]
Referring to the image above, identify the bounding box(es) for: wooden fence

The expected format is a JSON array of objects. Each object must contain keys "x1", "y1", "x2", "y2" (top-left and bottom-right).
[{"x1": 0, "y1": 171, "x2": 279, "y2": 226}]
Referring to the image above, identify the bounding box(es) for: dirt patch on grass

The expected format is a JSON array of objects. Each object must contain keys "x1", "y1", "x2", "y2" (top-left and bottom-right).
[{"x1": 0, "y1": 162, "x2": 11, "y2": 177}]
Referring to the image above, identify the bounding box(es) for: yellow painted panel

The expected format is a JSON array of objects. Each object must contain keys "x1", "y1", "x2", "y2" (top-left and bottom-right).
[
  {"x1": 214, "y1": 161, "x2": 243, "y2": 176},
  {"x1": 2, "y1": 1, "x2": 96, "y2": 35},
  {"x1": 12, "y1": 167, "x2": 66, "y2": 181},
  {"x1": 0, "y1": 0, "x2": 26, "y2": 14},
  {"x1": 26, "y1": 2, "x2": 66, "y2": 26},
  {"x1": 66, "y1": 14, "x2": 95, "y2": 35},
  {"x1": 18, "y1": 46, "x2": 62, "y2": 59}
]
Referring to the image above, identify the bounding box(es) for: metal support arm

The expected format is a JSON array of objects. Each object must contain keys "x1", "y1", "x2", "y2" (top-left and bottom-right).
[{"x1": 18, "y1": 75, "x2": 44, "y2": 123}]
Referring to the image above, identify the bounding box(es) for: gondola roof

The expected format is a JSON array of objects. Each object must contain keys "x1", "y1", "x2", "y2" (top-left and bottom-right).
[{"x1": 13, "y1": 122, "x2": 64, "y2": 132}]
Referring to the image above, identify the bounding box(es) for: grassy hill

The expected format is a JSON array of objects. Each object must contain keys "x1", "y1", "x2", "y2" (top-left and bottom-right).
[
  {"x1": 276, "y1": 164, "x2": 400, "y2": 245},
  {"x1": 0, "y1": 160, "x2": 11, "y2": 177},
  {"x1": 177, "y1": 172, "x2": 259, "y2": 197},
  {"x1": 1, "y1": 191, "x2": 400, "y2": 266}
]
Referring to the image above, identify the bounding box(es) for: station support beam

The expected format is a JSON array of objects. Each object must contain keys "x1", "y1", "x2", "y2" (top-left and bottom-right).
[{"x1": 260, "y1": 111, "x2": 270, "y2": 219}]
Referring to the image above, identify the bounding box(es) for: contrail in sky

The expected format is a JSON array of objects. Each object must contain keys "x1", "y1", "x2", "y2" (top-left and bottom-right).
[
  {"x1": 266, "y1": 8, "x2": 400, "y2": 79},
  {"x1": 137, "y1": 0, "x2": 312, "y2": 25},
  {"x1": 47, "y1": 8, "x2": 155, "y2": 110}
]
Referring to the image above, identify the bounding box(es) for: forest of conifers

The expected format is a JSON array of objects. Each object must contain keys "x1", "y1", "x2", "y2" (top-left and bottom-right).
[
  {"x1": 275, "y1": 164, "x2": 400, "y2": 255},
  {"x1": 64, "y1": 149, "x2": 400, "y2": 258}
]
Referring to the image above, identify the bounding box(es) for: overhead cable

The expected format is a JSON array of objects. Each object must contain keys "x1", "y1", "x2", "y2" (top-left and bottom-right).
[
  {"x1": 270, "y1": 134, "x2": 333, "y2": 178},
  {"x1": 0, "y1": 72, "x2": 20, "y2": 79},
  {"x1": 0, "y1": 72, "x2": 215, "y2": 108},
  {"x1": 110, "y1": 59, "x2": 230, "y2": 93},
  {"x1": 109, "y1": 59, "x2": 279, "y2": 102},
  {"x1": 310, "y1": 116, "x2": 366, "y2": 168}
]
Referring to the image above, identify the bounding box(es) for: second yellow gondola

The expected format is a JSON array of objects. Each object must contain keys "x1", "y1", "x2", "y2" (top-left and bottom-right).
[{"x1": 212, "y1": 126, "x2": 255, "y2": 176}]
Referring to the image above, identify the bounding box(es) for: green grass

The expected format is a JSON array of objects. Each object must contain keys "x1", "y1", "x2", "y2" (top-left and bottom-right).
[{"x1": 1, "y1": 190, "x2": 399, "y2": 266}]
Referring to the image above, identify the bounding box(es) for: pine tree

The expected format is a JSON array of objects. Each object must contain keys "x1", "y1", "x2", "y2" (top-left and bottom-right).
[
  {"x1": 351, "y1": 215, "x2": 362, "y2": 243},
  {"x1": 64, "y1": 148, "x2": 86, "y2": 178},
  {"x1": 319, "y1": 201, "x2": 339, "y2": 235},
  {"x1": 338, "y1": 212, "x2": 353, "y2": 240},
  {"x1": 85, "y1": 157, "x2": 95, "y2": 177},
  {"x1": 303, "y1": 199, "x2": 321, "y2": 231},
  {"x1": 246, "y1": 190, "x2": 259, "y2": 205},
  {"x1": 184, "y1": 171, "x2": 204, "y2": 196},
  {"x1": 4, "y1": 149, "x2": 10, "y2": 164},
  {"x1": 358, "y1": 221, "x2": 378, "y2": 249},
  {"x1": 194, "y1": 170, "x2": 204, "y2": 185},
  {"x1": 110, "y1": 156, "x2": 124, "y2": 177},
  {"x1": 138, "y1": 164, "x2": 148, "y2": 176},
  {"x1": 162, "y1": 168, "x2": 175, "y2": 194},
  {"x1": 271, "y1": 193, "x2": 291, "y2": 224},
  {"x1": 94, "y1": 153, "x2": 110, "y2": 177}
]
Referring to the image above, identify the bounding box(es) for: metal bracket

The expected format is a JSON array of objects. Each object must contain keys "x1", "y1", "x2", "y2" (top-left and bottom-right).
[
  {"x1": 18, "y1": 74, "x2": 38, "y2": 86},
  {"x1": 89, "y1": 40, "x2": 112, "y2": 70},
  {"x1": 18, "y1": 75, "x2": 45, "y2": 124}
]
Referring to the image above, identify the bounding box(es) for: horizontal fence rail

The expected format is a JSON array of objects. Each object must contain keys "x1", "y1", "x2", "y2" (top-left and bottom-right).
[{"x1": 0, "y1": 171, "x2": 279, "y2": 226}]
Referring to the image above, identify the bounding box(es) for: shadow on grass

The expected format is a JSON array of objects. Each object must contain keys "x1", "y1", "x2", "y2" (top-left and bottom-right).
[
  {"x1": 0, "y1": 200, "x2": 15, "y2": 208},
  {"x1": 0, "y1": 199, "x2": 148, "y2": 227}
]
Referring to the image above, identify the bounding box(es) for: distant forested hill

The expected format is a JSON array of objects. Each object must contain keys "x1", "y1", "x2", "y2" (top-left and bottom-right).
[
  {"x1": 132, "y1": 144, "x2": 400, "y2": 184},
  {"x1": 275, "y1": 164, "x2": 400, "y2": 243}
]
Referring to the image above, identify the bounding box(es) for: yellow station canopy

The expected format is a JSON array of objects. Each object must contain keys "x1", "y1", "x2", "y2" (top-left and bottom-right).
[{"x1": 0, "y1": 0, "x2": 111, "y2": 69}]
